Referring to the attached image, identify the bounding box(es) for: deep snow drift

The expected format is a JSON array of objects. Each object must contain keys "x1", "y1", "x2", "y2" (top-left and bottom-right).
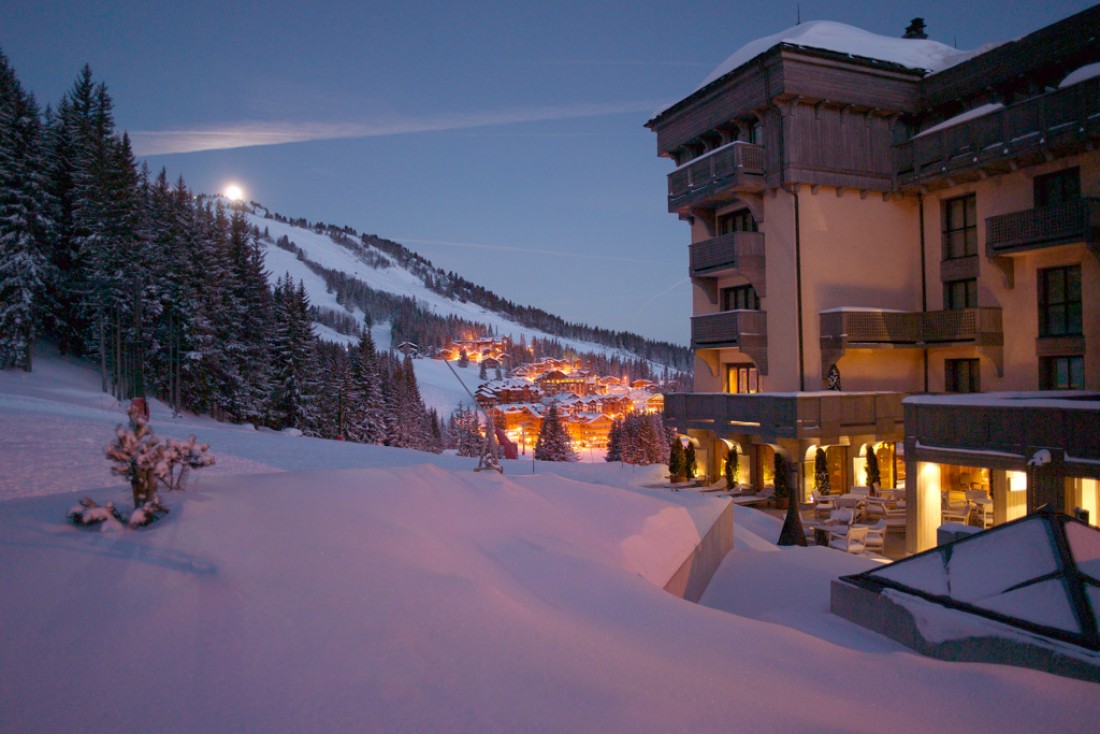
[{"x1": 2, "y1": 354, "x2": 1097, "y2": 733}]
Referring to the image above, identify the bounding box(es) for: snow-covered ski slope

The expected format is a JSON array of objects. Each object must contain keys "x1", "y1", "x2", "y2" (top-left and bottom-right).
[{"x1": 247, "y1": 204, "x2": 672, "y2": 364}]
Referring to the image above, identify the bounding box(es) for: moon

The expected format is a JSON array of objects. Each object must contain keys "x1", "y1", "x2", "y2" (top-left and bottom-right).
[{"x1": 224, "y1": 184, "x2": 244, "y2": 201}]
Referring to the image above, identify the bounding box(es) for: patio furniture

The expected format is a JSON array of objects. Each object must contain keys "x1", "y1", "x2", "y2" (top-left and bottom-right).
[
  {"x1": 966, "y1": 489, "x2": 994, "y2": 529},
  {"x1": 850, "y1": 486, "x2": 871, "y2": 497},
  {"x1": 835, "y1": 495, "x2": 867, "y2": 522},
  {"x1": 829, "y1": 525, "x2": 868, "y2": 554},
  {"x1": 864, "y1": 496, "x2": 891, "y2": 520},
  {"x1": 942, "y1": 492, "x2": 971, "y2": 525},
  {"x1": 864, "y1": 520, "x2": 887, "y2": 554},
  {"x1": 812, "y1": 491, "x2": 835, "y2": 519}
]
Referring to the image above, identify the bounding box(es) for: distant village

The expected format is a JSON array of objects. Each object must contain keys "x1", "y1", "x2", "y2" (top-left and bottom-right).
[{"x1": 438, "y1": 338, "x2": 665, "y2": 453}]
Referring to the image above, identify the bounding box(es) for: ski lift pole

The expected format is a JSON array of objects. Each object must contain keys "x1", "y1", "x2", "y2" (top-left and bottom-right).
[{"x1": 443, "y1": 358, "x2": 501, "y2": 473}]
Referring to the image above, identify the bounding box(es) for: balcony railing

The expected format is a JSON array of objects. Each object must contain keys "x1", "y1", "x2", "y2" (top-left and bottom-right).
[
  {"x1": 820, "y1": 307, "x2": 1004, "y2": 376},
  {"x1": 691, "y1": 310, "x2": 766, "y2": 348},
  {"x1": 669, "y1": 142, "x2": 765, "y2": 213},
  {"x1": 821, "y1": 308, "x2": 1002, "y2": 346},
  {"x1": 689, "y1": 231, "x2": 765, "y2": 276},
  {"x1": 895, "y1": 76, "x2": 1100, "y2": 186},
  {"x1": 664, "y1": 391, "x2": 905, "y2": 442},
  {"x1": 986, "y1": 198, "x2": 1100, "y2": 255}
]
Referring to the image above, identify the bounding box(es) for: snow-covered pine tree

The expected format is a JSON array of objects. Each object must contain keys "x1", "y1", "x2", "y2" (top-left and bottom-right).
[
  {"x1": 619, "y1": 413, "x2": 640, "y2": 465},
  {"x1": 269, "y1": 274, "x2": 318, "y2": 431},
  {"x1": 449, "y1": 405, "x2": 483, "y2": 457},
  {"x1": 223, "y1": 209, "x2": 272, "y2": 422},
  {"x1": 347, "y1": 327, "x2": 387, "y2": 444},
  {"x1": 0, "y1": 50, "x2": 50, "y2": 371},
  {"x1": 534, "y1": 401, "x2": 576, "y2": 462},
  {"x1": 604, "y1": 416, "x2": 623, "y2": 462}
]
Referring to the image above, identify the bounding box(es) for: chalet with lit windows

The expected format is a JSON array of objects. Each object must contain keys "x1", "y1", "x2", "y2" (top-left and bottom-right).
[{"x1": 647, "y1": 7, "x2": 1100, "y2": 553}]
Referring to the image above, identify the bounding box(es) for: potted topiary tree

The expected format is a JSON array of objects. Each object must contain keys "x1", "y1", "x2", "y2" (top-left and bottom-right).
[
  {"x1": 866, "y1": 445, "x2": 882, "y2": 494},
  {"x1": 725, "y1": 446, "x2": 738, "y2": 491},
  {"x1": 774, "y1": 453, "x2": 790, "y2": 509},
  {"x1": 814, "y1": 447, "x2": 830, "y2": 496},
  {"x1": 684, "y1": 441, "x2": 697, "y2": 483},
  {"x1": 668, "y1": 436, "x2": 686, "y2": 484}
]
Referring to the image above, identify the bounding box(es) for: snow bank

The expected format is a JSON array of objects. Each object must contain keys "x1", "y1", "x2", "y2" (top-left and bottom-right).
[{"x1": 3, "y1": 352, "x2": 1097, "y2": 732}]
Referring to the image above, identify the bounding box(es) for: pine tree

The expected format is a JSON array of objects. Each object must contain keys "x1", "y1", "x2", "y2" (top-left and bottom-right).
[
  {"x1": 668, "y1": 436, "x2": 685, "y2": 479},
  {"x1": 449, "y1": 406, "x2": 483, "y2": 457},
  {"x1": 0, "y1": 50, "x2": 50, "y2": 370},
  {"x1": 865, "y1": 445, "x2": 881, "y2": 490},
  {"x1": 684, "y1": 441, "x2": 697, "y2": 479},
  {"x1": 347, "y1": 327, "x2": 386, "y2": 444},
  {"x1": 604, "y1": 416, "x2": 623, "y2": 462},
  {"x1": 269, "y1": 275, "x2": 317, "y2": 431},
  {"x1": 534, "y1": 402, "x2": 576, "y2": 461},
  {"x1": 814, "y1": 447, "x2": 830, "y2": 494}
]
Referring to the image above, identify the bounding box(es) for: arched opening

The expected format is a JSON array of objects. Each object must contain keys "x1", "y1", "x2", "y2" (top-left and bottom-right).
[{"x1": 718, "y1": 439, "x2": 748, "y2": 490}]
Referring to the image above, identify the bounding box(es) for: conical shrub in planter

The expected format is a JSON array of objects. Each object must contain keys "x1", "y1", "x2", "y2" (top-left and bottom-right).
[
  {"x1": 668, "y1": 436, "x2": 686, "y2": 483},
  {"x1": 774, "y1": 453, "x2": 790, "y2": 509}
]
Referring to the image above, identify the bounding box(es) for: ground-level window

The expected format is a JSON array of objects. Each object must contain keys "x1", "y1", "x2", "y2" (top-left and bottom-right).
[
  {"x1": 721, "y1": 284, "x2": 760, "y2": 311},
  {"x1": 943, "y1": 278, "x2": 977, "y2": 310},
  {"x1": 1040, "y1": 355, "x2": 1085, "y2": 390},
  {"x1": 726, "y1": 364, "x2": 759, "y2": 394},
  {"x1": 945, "y1": 358, "x2": 980, "y2": 393},
  {"x1": 1038, "y1": 265, "x2": 1082, "y2": 337}
]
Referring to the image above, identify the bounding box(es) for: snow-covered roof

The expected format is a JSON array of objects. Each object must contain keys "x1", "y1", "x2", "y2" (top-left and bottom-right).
[
  {"x1": 655, "y1": 20, "x2": 990, "y2": 119},
  {"x1": 700, "y1": 20, "x2": 976, "y2": 86}
]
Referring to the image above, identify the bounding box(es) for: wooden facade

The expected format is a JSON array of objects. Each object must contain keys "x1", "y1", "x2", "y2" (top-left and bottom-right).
[{"x1": 650, "y1": 10, "x2": 1100, "y2": 552}]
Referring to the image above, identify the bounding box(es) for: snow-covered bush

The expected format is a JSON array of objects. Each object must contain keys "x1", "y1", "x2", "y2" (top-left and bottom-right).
[{"x1": 105, "y1": 400, "x2": 215, "y2": 511}]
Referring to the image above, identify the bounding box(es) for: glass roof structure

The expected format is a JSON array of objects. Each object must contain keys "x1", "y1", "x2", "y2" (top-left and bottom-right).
[{"x1": 842, "y1": 511, "x2": 1100, "y2": 651}]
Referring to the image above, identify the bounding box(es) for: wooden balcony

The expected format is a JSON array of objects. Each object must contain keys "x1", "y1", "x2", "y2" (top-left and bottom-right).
[
  {"x1": 668, "y1": 142, "x2": 765, "y2": 214},
  {"x1": 664, "y1": 391, "x2": 905, "y2": 444},
  {"x1": 691, "y1": 310, "x2": 768, "y2": 374},
  {"x1": 820, "y1": 308, "x2": 1004, "y2": 376},
  {"x1": 689, "y1": 231, "x2": 766, "y2": 298},
  {"x1": 986, "y1": 198, "x2": 1100, "y2": 256},
  {"x1": 895, "y1": 76, "x2": 1100, "y2": 189}
]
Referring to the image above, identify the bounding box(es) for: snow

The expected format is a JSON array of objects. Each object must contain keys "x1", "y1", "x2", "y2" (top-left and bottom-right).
[
  {"x1": 662, "y1": 20, "x2": 988, "y2": 115},
  {"x1": 915, "y1": 103, "x2": 1005, "y2": 138},
  {"x1": 1061, "y1": 62, "x2": 1100, "y2": 88},
  {"x1": 248, "y1": 209, "x2": 668, "y2": 368},
  {"x1": 243, "y1": 209, "x2": 679, "y2": 417},
  {"x1": 3, "y1": 352, "x2": 1099, "y2": 732}
]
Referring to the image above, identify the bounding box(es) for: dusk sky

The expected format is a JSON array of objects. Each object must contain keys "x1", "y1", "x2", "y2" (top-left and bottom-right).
[{"x1": 1, "y1": 0, "x2": 1092, "y2": 345}]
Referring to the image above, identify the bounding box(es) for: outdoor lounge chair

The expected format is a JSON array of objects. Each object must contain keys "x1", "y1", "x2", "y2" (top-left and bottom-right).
[
  {"x1": 966, "y1": 489, "x2": 994, "y2": 529},
  {"x1": 864, "y1": 520, "x2": 887, "y2": 554},
  {"x1": 941, "y1": 493, "x2": 971, "y2": 525},
  {"x1": 829, "y1": 525, "x2": 868, "y2": 554},
  {"x1": 812, "y1": 491, "x2": 835, "y2": 519}
]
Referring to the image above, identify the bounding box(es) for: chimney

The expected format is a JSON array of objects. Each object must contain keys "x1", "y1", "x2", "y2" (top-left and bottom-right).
[{"x1": 903, "y1": 17, "x2": 928, "y2": 39}]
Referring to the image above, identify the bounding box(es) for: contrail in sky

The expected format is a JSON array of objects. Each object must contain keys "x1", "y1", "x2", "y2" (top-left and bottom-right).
[{"x1": 131, "y1": 99, "x2": 665, "y2": 156}]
